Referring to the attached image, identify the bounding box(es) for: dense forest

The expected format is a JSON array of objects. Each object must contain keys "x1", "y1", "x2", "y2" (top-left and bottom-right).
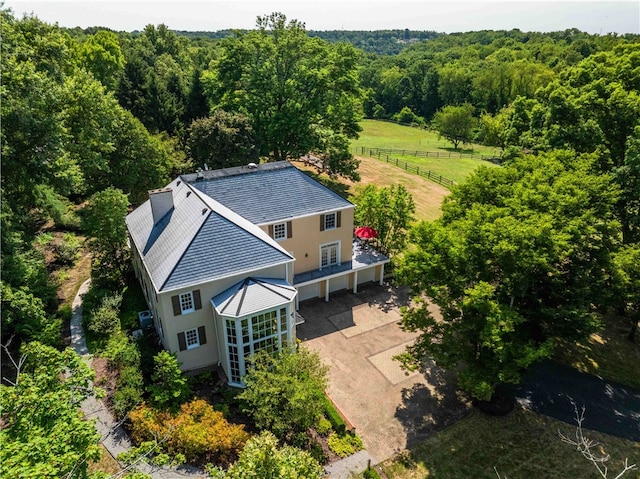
[{"x1": 1, "y1": 7, "x2": 639, "y2": 477}]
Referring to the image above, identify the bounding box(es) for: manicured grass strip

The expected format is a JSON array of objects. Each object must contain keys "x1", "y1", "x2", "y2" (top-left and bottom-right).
[
  {"x1": 380, "y1": 408, "x2": 640, "y2": 479},
  {"x1": 322, "y1": 395, "x2": 348, "y2": 434}
]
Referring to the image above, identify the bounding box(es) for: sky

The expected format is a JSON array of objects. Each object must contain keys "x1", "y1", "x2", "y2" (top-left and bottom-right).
[{"x1": 5, "y1": 0, "x2": 639, "y2": 34}]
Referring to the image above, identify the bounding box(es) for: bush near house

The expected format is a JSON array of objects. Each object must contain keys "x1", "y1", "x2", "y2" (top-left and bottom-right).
[
  {"x1": 238, "y1": 346, "x2": 329, "y2": 441},
  {"x1": 129, "y1": 399, "x2": 249, "y2": 465}
]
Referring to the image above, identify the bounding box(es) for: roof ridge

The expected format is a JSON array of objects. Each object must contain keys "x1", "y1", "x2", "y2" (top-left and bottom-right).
[
  {"x1": 159, "y1": 194, "x2": 212, "y2": 291},
  {"x1": 187, "y1": 184, "x2": 294, "y2": 260}
]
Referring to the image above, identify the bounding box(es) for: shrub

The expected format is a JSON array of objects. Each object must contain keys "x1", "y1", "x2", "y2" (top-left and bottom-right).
[
  {"x1": 103, "y1": 332, "x2": 140, "y2": 369},
  {"x1": 129, "y1": 399, "x2": 249, "y2": 464},
  {"x1": 327, "y1": 432, "x2": 363, "y2": 458},
  {"x1": 53, "y1": 233, "x2": 81, "y2": 265},
  {"x1": 207, "y1": 431, "x2": 324, "y2": 479},
  {"x1": 113, "y1": 365, "x2": 144, "y2": 418},
  {"x1": 363, "y1": 466, "x2": 382, "y2": 479},
  {"x1": 238, "y1": 346, "x2": 329, "y2": 440},
  {"x1": 322, "y1": 396, "x2": 347, "y2": 434},
  {"x1": 87, "y1": 292, "x2": 122, "y2": 337},
  {"x1": 315, "y1": 416, "x2": 332, "y2": 436},
  {"x1": 57, "y1": 303, "x2": 73, "y2": 323},
  {"x1": 392, "y1": 106, "x2": 425, "y2": 126},
  {"x1": 147, "y1": 351, "x2": 190, "y2": 410}
]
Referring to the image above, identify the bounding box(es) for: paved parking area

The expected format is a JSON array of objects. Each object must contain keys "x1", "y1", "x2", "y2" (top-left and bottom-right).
[{"x1": 297, "y1": 284, "x2": 470, "y2": 463}]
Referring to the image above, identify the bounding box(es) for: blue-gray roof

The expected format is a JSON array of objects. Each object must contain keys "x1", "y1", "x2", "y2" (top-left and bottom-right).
[
  {"x1": 184, "y1": 162, "x2": 353, "y2": 224},
  {"x1": 126, "y1": 178, "x2": 293, "y2": 292},
  {"x1": 211, "y1": 277, "x2": 297, "y2": 318}
]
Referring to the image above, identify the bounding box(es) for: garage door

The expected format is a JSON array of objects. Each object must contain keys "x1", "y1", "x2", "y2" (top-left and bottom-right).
[
  {"x1": 297, "y1": 283, "x2": 319, "y2": 302},
  {"x1": 329, "y1": 275, "x2": 348, "y2": 294},
  {"x1": 358, "y1": 267, "x2": 376, "y2": 285}
]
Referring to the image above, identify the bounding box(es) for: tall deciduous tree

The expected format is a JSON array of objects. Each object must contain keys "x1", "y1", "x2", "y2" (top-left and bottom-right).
[
  {"x1": 396, "y1": 151, "x2": 619, "y2": 401},
  {"x1": 78, "y1": 30, "x2": 125, "y2": 91},
  {"x1": 186, "y1": 110, "x2": 257, "y2": 169},
  {"x1": 0, "y1": 342, "x2": 100, "y2": 478},
  {"x1": 212, "y1": 12, "x2": 363, "y2": 179},
  {"x1": 351, "y1": 184, "x2": 415, "y2": 256},
  {"x1": 83, "y1": 187, "x2": 130, "y2": 288},
  {"x1": 432, "y1": 103, "x2": 476, "y2": 149},
  {"x1": 612, "y1": 244, "x2": 640, "y2": 342}
]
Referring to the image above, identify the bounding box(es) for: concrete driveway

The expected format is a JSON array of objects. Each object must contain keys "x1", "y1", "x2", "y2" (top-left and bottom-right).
[{"x1": 297, "y1": 284, "x2": 470, "y2": 463}]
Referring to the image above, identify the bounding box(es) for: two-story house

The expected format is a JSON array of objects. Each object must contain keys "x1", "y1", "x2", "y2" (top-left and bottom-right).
[{"x1": 126, "y1": 161, "x2": 388, "y2": 386}]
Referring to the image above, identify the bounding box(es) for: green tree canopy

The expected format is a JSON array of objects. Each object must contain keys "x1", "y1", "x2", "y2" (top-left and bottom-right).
[
  {"x1": 186, "y1": 110, "x2": 257, "y2": 169},
  {"x1": 0, "y1": 342, "x2": 100, "y2": 478},
  {"x1": 432, "y1": 103, "x2": 476, "y2": 149},
  {"x1": 351, "y1": 184, "x2": 415, "y2": 256},
  {"x1": 211, "y1": 12, "x2": 363, "y2": 179},
  {"x1": 83, "y1": 187, "x2": 130, "y2": 288},
  {"x1": 78, "y1": 29, "x2": 125, "y2": 91},
  {"x1": 396, "y1": 151, "x2": 619, "y2": 400},
  {"x1": 238, "y1": 346, "x2": 329, "y2": 440}
]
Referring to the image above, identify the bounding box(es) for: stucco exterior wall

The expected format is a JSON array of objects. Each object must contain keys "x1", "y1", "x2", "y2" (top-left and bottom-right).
[
  {"x1": 131, "y1": 235, "x2": 292, "y2": 372},
  {"x1": 260, "y1": 207, "x2": 354, "y2": 275}
]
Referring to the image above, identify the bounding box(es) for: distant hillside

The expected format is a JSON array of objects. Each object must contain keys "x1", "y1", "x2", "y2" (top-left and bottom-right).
[{"x1": 174, "y1": 29, "x2": 440, "y2": 55}]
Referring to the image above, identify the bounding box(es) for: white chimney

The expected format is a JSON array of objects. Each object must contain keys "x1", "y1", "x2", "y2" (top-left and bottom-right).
[{"x1": 148, "y1": 188, "x2": 174, "y2": 224}]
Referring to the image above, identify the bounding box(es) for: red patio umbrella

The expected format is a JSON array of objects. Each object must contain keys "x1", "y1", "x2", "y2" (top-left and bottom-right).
[{"x1": 354, "y1": 226, "x2": 378, "y2": 240}]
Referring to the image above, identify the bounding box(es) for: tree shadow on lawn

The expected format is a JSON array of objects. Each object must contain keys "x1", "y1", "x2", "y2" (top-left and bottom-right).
[
  {"x1": 395, "y1": 360, "x2": 472, "y2": 450},
  {"x1": 439, "y1": 146, "x2": 478, "y2": 154}
]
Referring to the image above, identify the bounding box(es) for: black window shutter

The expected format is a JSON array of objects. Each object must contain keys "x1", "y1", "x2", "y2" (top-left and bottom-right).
[
  {"x1": 172, "y1": 295, "x2": 181, "y2": 316},
  {"x1": 320, "y1": 214, "x2": 325, "y2": 231},
  {"x1": 336, "y1": 211, "x2": 342, "y2": 228},
  {"x1": 198, "y1": 326, "x2": 207, "y2": 345},
  {"x1": 193, "y1": 290, "x2": 202, "y2": 310},
  {"x1": 287, "y1": 221, "x2": 293, "y2": 238},
  {"x1": 269, "y1": 224, "x2": 274, "y2": 238},
  {"x1": 178, "y1": 332, "x2": 187, "y2": 351}
]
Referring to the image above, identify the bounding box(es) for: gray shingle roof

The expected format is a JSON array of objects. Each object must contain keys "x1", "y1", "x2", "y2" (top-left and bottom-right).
[
  {"x1": 126, "y1": 178, "x2": 293, "y2": 293},
  {"x1": 184, "y1": 161, "x2": 353, "y2": 224},
  {"x1": 211, "y1": 277, "x2": 297, "y2": 318}
]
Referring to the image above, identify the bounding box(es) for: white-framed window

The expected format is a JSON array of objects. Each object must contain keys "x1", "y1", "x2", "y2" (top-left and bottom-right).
[
  {"x1": 180, "y1": 292, "x2": 195, "y2": 314},
  {"x1": 185, "y1": 328, "x2": 200, "y2": 349},
  {"x1": 225, "y1": 306, "x2": 290, "y2": 385},
  {"x1": 273, "y1": 222, "x2": 287, "y2": 241},
  {"x1": 320, "y1": 242, "x2": 340, "y2": 269},
  {"x1": 324, "y1": 212, "x2": 337, "y2": 230}
]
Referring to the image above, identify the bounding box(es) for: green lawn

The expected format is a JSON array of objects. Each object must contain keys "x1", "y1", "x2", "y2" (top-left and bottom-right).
[
  {"x1": 381, "y1": 408, "x2": 640, "y2": 479},
  {"x1": 352, "y1": 120, "x2": 500, "y2": 184},
  {"x1": 555, "y1": 314, "x2": 640, "y2": 390}
]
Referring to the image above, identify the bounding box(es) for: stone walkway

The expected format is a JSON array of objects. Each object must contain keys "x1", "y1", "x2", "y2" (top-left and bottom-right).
[{"x1": 71, "y1": 279, "x2": 205, "y2": 478}]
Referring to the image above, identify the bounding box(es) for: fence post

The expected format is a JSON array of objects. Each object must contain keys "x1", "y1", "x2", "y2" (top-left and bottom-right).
[{"x1": 417, "y1": 166, "x2": 419, "y2": 175}]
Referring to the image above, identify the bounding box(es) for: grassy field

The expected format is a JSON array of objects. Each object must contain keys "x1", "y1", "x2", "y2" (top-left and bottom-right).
[
  {"x1": 294, "y1": 156, "x2": 449, "y2": 222},
  {"x1": 381, "y1": 408, "x2": 640, "y2": 479},
  {"x1": 352, "y1": 120, "x2": 499, "y2": 184}
]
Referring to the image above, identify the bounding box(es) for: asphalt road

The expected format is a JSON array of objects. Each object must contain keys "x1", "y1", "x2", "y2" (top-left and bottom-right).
[{"x1": 509, "y1": 360, "x2": 640, "y2": 442}]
